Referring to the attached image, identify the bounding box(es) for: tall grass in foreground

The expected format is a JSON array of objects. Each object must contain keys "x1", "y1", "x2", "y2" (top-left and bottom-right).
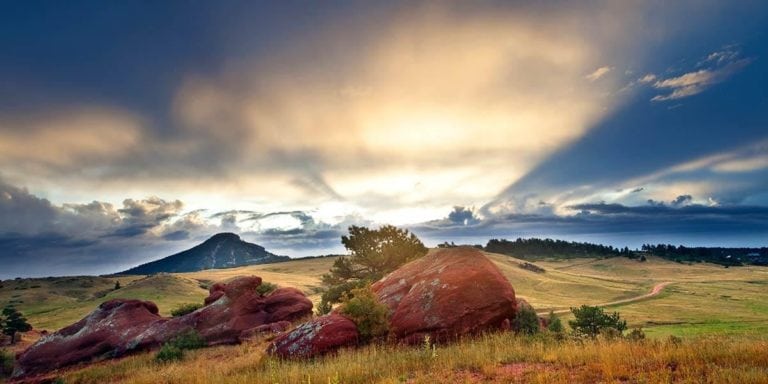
[{"x1": 55, "y1": 332, "x2": 768, "y2": 384}]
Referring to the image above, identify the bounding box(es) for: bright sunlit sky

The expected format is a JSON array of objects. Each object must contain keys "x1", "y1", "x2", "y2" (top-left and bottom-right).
[{"x1": 1, "y1": 1, "x2": 767, "y2": 277}]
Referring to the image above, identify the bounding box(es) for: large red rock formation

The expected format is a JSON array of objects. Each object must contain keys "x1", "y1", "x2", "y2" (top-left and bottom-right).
[
  {"x1": 13, "y1": 276, "x2": 311, "y2": 378},
  {"x1": 268, "y1": 313, "x2": 359, "y2": 359},
  {"x1": 269, "y1": 247, "x2": 519, "y2": 358},
  {"x1": 371, "y1": 247, "x2": 517, "y2": 344}
]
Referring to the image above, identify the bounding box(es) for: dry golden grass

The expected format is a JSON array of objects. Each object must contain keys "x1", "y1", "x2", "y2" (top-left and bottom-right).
[{"x1": 50, "y1": 332, "x2": 768, "y2": 384}]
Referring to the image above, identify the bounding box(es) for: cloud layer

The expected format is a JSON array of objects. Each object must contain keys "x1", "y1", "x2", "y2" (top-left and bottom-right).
[{"x1": 1, "y1": 2, "x2": 767, "y2": 277}]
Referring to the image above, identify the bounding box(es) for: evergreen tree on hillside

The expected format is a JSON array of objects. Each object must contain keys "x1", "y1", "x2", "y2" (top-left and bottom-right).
[
  {"x1": 1, "y1": 306, "x2": 32, "y2": 344},
  {"x1": 568, "y1": 305, "x2": 626, "y2": 338},
  {"x1": 318, "y1": 225, "x2": 427, "y2": 314}
]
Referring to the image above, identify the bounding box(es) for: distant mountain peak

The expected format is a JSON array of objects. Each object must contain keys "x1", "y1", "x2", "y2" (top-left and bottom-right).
[
  {"x1": 206, "y1": 232, "x2": 241, "y2": 241},
  {"x1": 119, "y1": 233, "x2": 288, "y2": 275}
]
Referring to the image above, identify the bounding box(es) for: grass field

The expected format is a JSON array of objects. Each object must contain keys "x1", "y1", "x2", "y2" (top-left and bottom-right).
[
  {"x1": 2, "y1": 250, "x2": 768, "y2": 383},
  {"x1": 50, "y1": 332, "x2": 768, "y2": 383},
  {"x1": 2, "y1": 251, "x2": 767, "y2": 337}
]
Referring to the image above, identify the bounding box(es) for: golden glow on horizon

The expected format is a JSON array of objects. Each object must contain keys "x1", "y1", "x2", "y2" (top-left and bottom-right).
[{"x1": 0, "y1": 3, "x2": 649, "y2": 225}]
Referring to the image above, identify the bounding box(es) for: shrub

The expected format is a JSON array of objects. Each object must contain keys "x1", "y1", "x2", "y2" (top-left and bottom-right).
[
  {"x1": 338, "y1": 285, "x2": 389, "y2": 342},
  {"x1": 155, "y1": 344, "x2": 184, "y2": 363},
  {"x1": 513, "y1": 305, "x2": 540, "y2": 335},
  {"x1": 154, "y1": 329, "x2": 206, "y2": 363},
  {"x1": 547, "y1": 311, "x2": 564, "y2": 334},
  {"x1": 256, "y1": 281, "x2": 278, "y2": 296},
  {"x1": 169, "y1": 329, "x2": 206, "y2": 350},
  {"x1": 1, "y1": 348, "x2": 14, "y2": 377},
  {"x1": 317, "y1": 280, "x2": 368, "y2": 315},
  {"x1": 170, "y1": 303, "x2": 202, "y2": 317},
  {"x1": 568, "y1": 305, "x2": 627, "y2": 338}
]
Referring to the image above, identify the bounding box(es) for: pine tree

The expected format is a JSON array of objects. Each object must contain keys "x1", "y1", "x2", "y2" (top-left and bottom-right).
[
  {"x1": 318, "y1": 225, "x2": 427, "y2": 314},
  {"x1": 2, "y1": 306, "x2": 32, "y2": 344}
]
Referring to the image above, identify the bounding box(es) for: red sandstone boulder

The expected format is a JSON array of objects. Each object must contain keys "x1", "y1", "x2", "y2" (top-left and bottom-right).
[
  {"x1": 14, "y1": 276, "x2": 312, "y2": 378},
  {"x1": 240, "y1": 321, "x2": 292, "y2": 341},
  {"x1": 371, "y1": 247, "x2": 516, "y2": 344},
  {"x1": 268, "y1": 313, "x2": 359, "y2": 358},
  {"x1": 13, "y1": 299, "x2": 165, "y2": 378}
]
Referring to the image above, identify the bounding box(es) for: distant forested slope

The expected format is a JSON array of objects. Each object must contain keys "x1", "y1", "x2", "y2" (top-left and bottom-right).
[{"x1": 484, "y1": 238, "x2": 767, "y2": 267}]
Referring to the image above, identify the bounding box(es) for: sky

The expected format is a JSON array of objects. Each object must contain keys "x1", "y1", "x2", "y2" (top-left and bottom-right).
[{"x1": 1, "y1": 1, "x2": 767, "y2": 278}]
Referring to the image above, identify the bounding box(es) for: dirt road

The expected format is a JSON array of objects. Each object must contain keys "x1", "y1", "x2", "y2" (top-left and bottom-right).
[{"x1": 540, "y1": 281, "x2": 673, "y2": 316}]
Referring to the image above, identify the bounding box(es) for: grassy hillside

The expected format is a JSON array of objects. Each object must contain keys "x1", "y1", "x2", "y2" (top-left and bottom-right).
[
  {"x1": 2, "y1": 251, "x2": 767, "y2": 338},
  {"x1": 0, "y1": 257, "x2": 335, "y2": 331},
  {"x1": 3, "y1": 251, "x2": 768, "y2": 383}
]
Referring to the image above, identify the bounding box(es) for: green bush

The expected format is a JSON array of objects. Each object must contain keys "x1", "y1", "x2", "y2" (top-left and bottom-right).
[
  {"x1": 513, "y1": 305, "x2": 540, "y2": 335},
  {"x1": 155, "y1": 344, "x2": 184, "y2": 363},
  {"x1": 154, "y1": 329, "x2": 206, "y2": 363},
  {"x1": 547, "y1": 311, "x2": 564, "y2": 334},
  {"x1": 169, "y1": 329, "x2": 206, "y2": 350},
  {"x1": 317, "y1": 280, "x2": 368, "y2": 315},
  {"x1": 1, "y1": 348, "x2": 14, "y2": 377},
  {"x1": 338, "y1": 286, "x2": 389, "y2": 342},
  {"x1": 170, "y1": 303, "x2": 202, "y2": 317},
  {"x1": 256, "y1": 281, "x2": 278, "y2": 296},
  {"x1": 568, "y1": 305, "x2": 627, "y2": 338}
]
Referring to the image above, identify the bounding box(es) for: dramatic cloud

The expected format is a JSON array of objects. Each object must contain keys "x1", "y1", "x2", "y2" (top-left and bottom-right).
[
  {"x1": 1, "y1": 2, "x2": 643, "y2": 222},
  {"x1": 1, "y1": 2, "x2": 767, "y2": 276},
  {"x1": 0, "y1": 107, "x2": 145, "y2": 174},
  {"x1": 651, "y1": 48, "x2": 752, "y2": 101},
  {"x1": 585, "y1": 66, "x2": 613, "y2": 81},
  {"x1": 637, "y1": 74, "x2": 657, "y2": 83}
]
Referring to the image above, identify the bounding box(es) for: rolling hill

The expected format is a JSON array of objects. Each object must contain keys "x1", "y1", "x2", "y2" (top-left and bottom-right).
[
  {"x1": 3, "y1": 250, "x2": 767, "y2": 383},
  {"x1": 119, "y1": 233, "x2": 289, "y2": 275}
]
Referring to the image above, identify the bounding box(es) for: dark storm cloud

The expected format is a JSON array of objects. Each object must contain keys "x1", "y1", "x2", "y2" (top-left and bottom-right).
[
  {"x1": 447, "y1": 206, "x2": 480, "y2": 225},
  {"x1": 0, "y1": 179, "x2": 58, "y2": 233},
  {"x1": 107, "y1": 197, "x2": 183, "y2": 238},
  {"x1": 422, "y1": 206, "x2": 482, "y2": 229},
  {"x1": 0, "y1": 178, "x2": 370, "y2": 277},
  {"x1": 671, "y1": 195, "x2": 693, "y2": 206},
  {"x1": 0, "y1": 179, "x2": 196, "y2": 277},
  {"x1": 414, "y1": 200, "x2": 768, "y2": 249}
]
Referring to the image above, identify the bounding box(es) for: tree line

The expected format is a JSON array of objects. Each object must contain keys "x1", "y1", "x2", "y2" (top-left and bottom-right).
[
  {"x1": 485, "y1": 238, "x2": 633, "y2": 260},
  {"x1": 485, "y1": 238, "x2": 766, "y2": 267},
  {"x1": 639, "y1": 244, "x2": 768, "y2": 267}
]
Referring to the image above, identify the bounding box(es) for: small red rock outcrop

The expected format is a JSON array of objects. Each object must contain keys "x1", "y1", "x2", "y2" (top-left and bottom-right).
[
  {"x1": 268, "y1": 313, "x2": 359, "y2": 358},
  {"x1": 371, "y1": 247, "x2": 517, "y2": 344},
  {"x1": 13, "y1": 276, "x2": 312, "y2": 378}
]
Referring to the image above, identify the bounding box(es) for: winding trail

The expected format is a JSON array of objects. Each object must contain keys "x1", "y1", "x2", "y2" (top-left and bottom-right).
[{"x1": 540, "y1": 282, "x2": 673, "y2": 315}]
